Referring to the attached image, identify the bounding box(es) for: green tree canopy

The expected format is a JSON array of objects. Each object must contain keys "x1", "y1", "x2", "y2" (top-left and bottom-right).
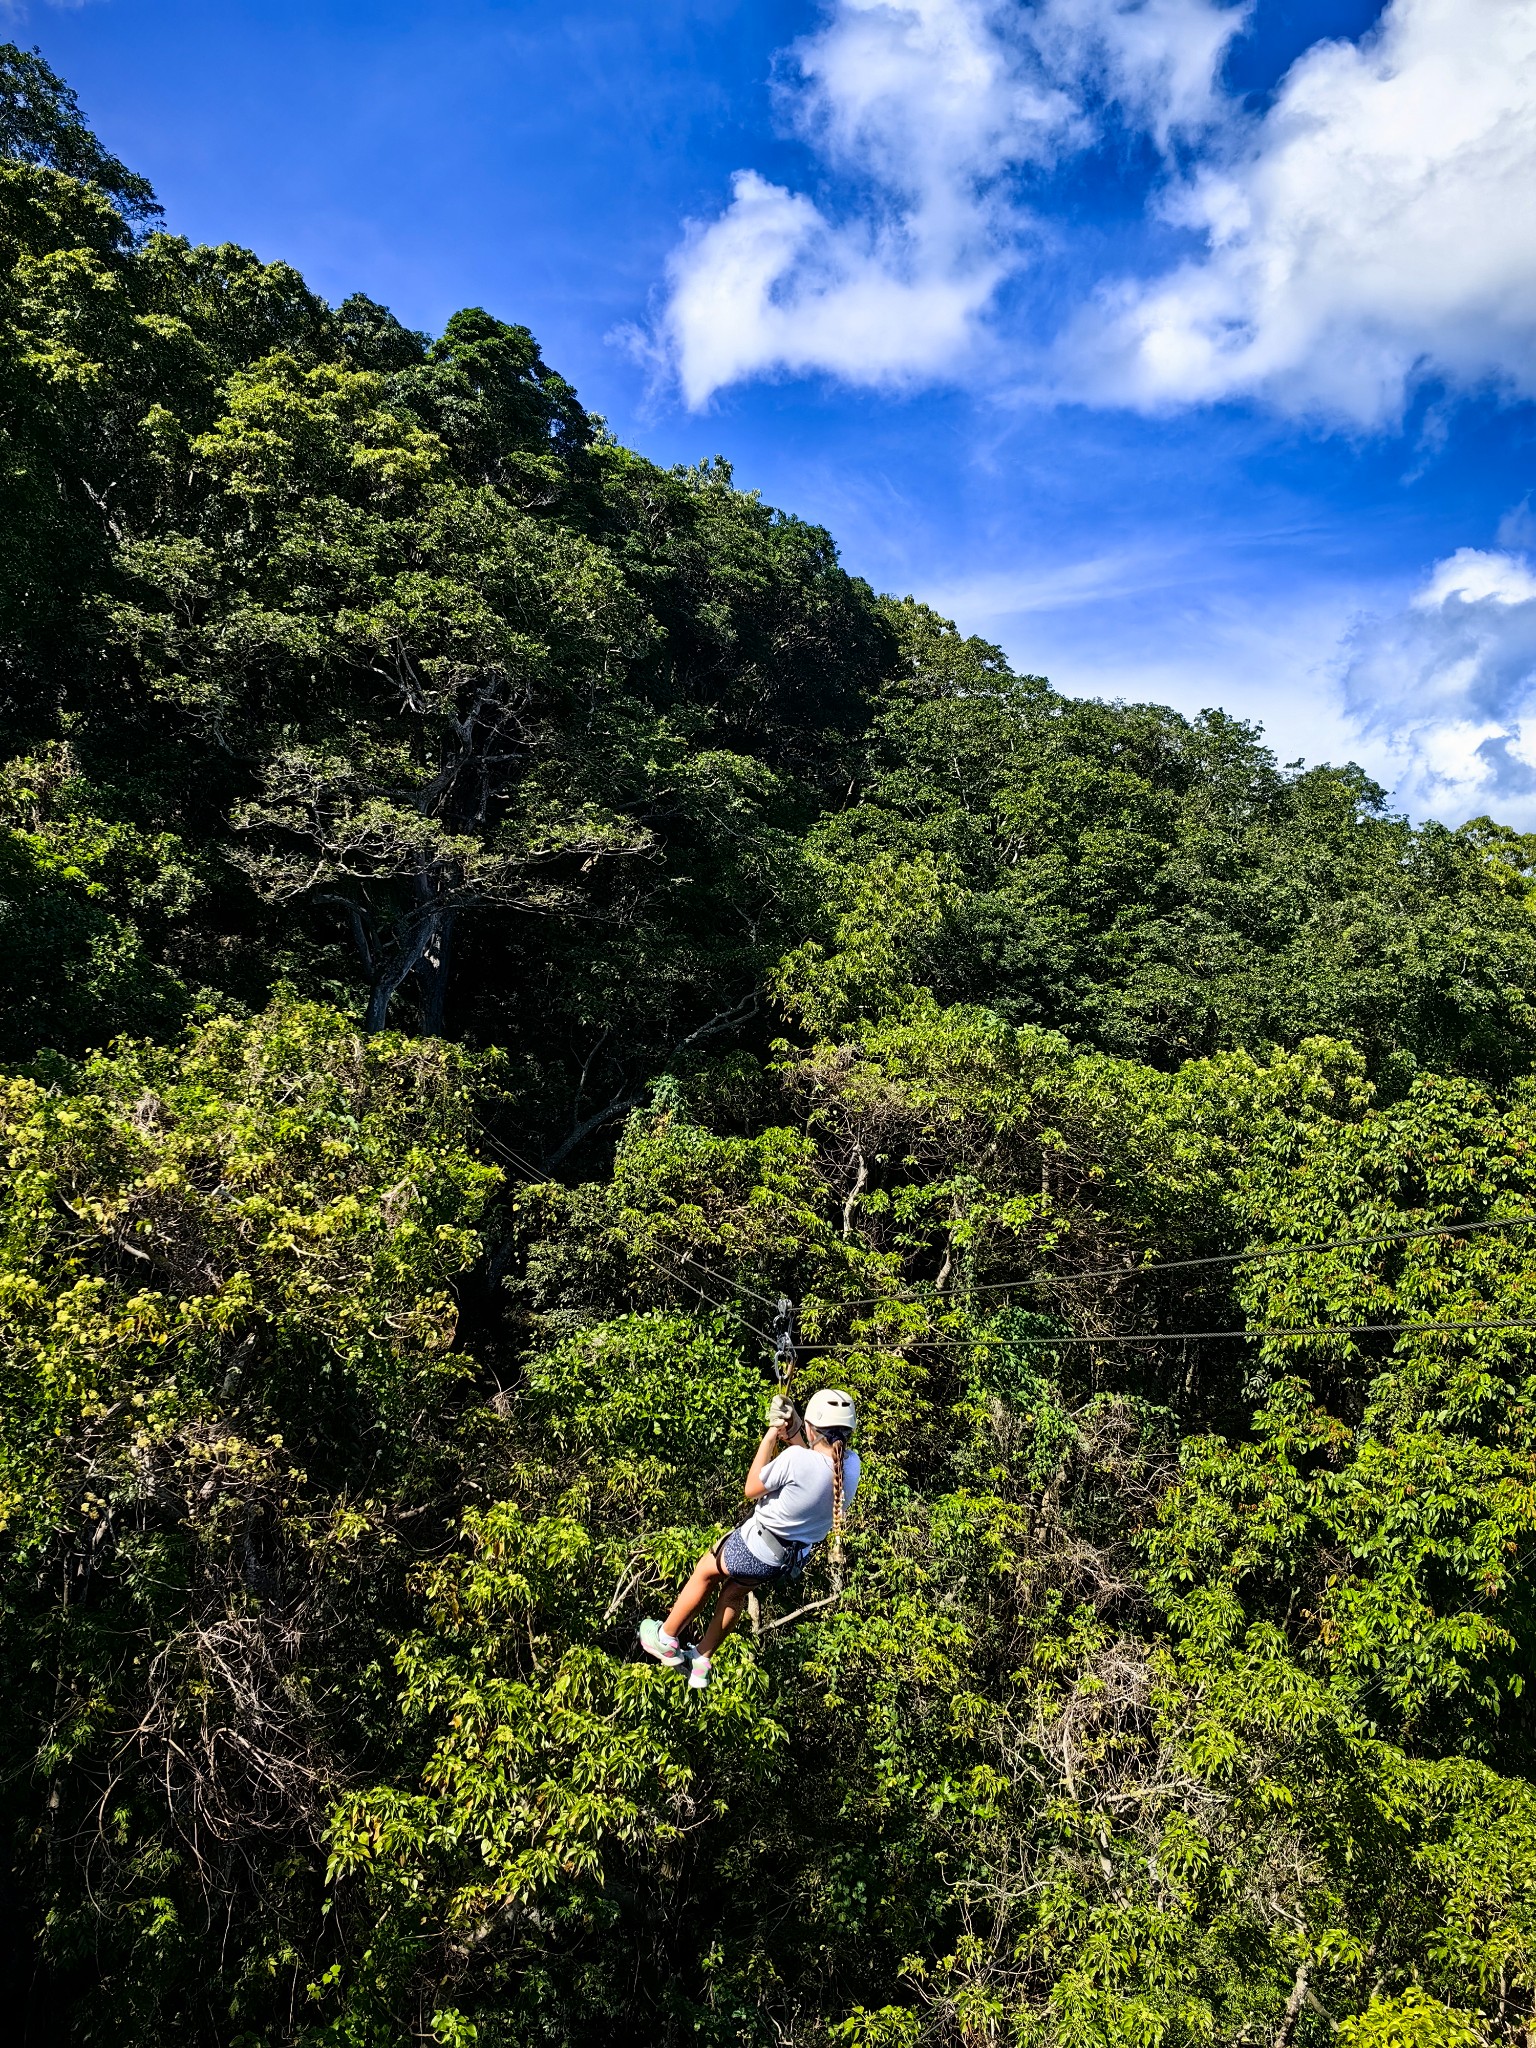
[{"x1": 6, "y1": 49, "x2": 1536, "y2": 2048}]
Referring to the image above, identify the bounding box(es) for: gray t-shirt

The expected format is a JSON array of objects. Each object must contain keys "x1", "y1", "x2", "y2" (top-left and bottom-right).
[{"x1": 743, "y1": 1444, "x2": 861, "y2": 1564}]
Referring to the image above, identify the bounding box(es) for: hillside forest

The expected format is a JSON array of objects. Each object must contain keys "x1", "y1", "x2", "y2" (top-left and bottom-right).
[{"x1": 9, "y1": 43, "x2": 1536, "y2": 2048}]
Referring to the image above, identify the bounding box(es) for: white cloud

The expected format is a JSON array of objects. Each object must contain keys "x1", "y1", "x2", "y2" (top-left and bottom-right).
[
  {"x1": 1031, "y1": 0, "x2": 1249, "y2": 146},
  {"x1": 1071, "y1": 0, "x2": 1536, "y2": 421},
  {"x1": 660, "y1": 0, "x2": 1248, "y2": 407},
  {"x1": 657, "y1": 0, "x2": 1536, "y2": 425},
  {"x1": 662, "y1": 166, "x2": 1010, "y2": 404},
  {"x1": 1413, "y1": 547, "x2": 1536, "y2": 611},
  {"x1": 1341, "y1": 547, "x2": 1536, "y2": 824}
]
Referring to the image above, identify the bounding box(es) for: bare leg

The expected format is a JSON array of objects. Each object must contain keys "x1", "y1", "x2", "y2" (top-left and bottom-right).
[
  {"x1": 698, "y1": 1581, "x2": 749, "y2": 1657},
  {"x1": 663, "y1": 1549, "x2": 729, "y2": 1641}
]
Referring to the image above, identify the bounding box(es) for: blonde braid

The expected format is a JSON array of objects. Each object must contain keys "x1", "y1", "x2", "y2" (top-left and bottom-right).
[{"x1": 830, "y1": 1437, "x2": 846, "y2": 1570}]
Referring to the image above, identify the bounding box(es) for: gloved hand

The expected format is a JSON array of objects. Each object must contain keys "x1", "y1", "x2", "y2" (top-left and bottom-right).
[{"x1": 767, "y1": 1393, "x2": 796, "y2": 1433}]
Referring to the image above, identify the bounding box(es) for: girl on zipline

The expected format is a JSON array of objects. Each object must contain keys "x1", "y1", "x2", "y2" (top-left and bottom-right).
[{"x1": 639, "y1": 1387, "x2": 859, "y2": 1690}]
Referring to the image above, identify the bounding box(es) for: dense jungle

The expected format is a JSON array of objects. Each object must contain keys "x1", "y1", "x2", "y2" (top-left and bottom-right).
[{"x1": 8, "y1": 42, "x2": 1536, "y2": 2048}]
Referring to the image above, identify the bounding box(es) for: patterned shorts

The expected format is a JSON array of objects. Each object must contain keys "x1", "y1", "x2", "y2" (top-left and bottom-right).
[{"x1": 717, "y1": 1527, "x2": 791, "y2": 1584}]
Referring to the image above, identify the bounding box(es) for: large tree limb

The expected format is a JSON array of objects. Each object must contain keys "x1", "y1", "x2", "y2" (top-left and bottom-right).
[
  {"x1": 1274, "y1": 1959, "x2": 1311, "y2": 2048},
  {"x1": 363, "y1": 909, "x2": 444, "y2": 1033},
  {"x1": 541, "y1": 992, "x2": 761, "y2": 1169},
  {"x1": 542, "y1": 1088, "x2": 647, "y2": 1171}
]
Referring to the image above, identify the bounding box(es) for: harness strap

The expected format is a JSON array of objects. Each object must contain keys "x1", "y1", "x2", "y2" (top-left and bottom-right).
[{"x1": 715, "y1": 1524, "x2": 810, "y2": 1589}]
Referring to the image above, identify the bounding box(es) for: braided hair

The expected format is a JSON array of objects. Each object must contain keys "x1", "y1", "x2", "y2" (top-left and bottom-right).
[{"x1": 820, "y1": 1426, "x2": 852, "y2": 1568}]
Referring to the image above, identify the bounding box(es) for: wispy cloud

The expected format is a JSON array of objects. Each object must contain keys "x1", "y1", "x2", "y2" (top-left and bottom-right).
[
  {"x1": 656, "y1": 0, "x2": 1248, "y2": 407},
  {"x1": 922, "y1": 542, "x2": 1185, "y2": 618},
  {"x1": 0, "y1": 1, "x2": 94, "y2": 21}
]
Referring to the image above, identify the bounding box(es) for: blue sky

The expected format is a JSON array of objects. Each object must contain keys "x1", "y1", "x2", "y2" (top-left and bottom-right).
[{"x1": 17, "y1": 0, "x2": 1536, "y2": 823}]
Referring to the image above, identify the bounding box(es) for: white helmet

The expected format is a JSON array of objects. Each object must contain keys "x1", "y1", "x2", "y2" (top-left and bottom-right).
[{"x1": 804, "y1": 1388, "x2": 857, "y2": 1433}]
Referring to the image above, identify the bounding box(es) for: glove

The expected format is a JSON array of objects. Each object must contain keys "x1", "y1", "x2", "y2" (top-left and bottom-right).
[{"x1": 767, "y1": 1394, "x2": 795, "y2": 1433}]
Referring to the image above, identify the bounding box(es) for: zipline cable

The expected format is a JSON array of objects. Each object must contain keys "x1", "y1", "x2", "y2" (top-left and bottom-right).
[
  {"x1": 475, "y1": 1116, "x2": 1536, "y2": 1294},
  {"x1": 670, "y1": 1253, "x2": 781, "y2": 1313},
  {"x1": 1026, "y1": 1215, "x2": 1536, "y2": 1285},
  {"x1": 653, "y1": 1259, "x2": 748, "y2": 1324},
  {"x1": 472, "y1": 1121, "x2": 546, "y2": 1183},
  {"x1": 646, "y1": 1233, "x2": 1536, "y2": 1359},
  {"x1": 798, "y1": 1316, "x2": 1536, "y2": 1351},
  {"x1": 739, "y1": 1214, "x2": 1536, "y2": 1316},
  {"x1": 653, "y1": 1260, "x2": 775, "y2": 1349},
  {"x1": 474, "y1": 1116, "x2": 1536, "y2": 1357},
  {"x1": 653, "y1": 1258, "x2": 1536, "y2": 1354},
  {"x1": 475, "y1": 1122, "x2": 1536, "y2": 1660}
]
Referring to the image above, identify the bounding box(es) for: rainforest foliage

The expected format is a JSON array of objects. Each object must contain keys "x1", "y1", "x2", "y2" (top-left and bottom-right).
[{"x1": 8, "y1": 44, "x2": 1536, "y2": 2048}]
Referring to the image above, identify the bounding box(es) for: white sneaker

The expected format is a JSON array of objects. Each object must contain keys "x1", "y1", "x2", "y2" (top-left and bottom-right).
[
  {"x1": 639, "y1": 1619, "x2": 687, "y2": 1668},
  {"x1": 687, "y1": 1652, "x2": 713, "y2": 1691}
]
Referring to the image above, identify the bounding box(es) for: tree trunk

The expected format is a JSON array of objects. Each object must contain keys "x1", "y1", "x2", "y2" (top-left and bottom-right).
[
  {"x1": 841, "y1": 1147, "x2": 867, "y2": 1239},
  {"x1": 364, "y1": 908, "x2": 441, "y2": 1033},
  {"x1": 417, "y1": 907, "x2": 455, "y2": 1037},
  {"x1": 362, "y1": 974, "x2": 396, "y2": 1034}
]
